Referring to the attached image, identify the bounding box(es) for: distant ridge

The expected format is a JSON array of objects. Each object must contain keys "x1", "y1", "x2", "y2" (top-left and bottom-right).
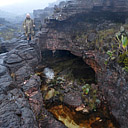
[{"x1": 0, "y1": 10, "x2": 17, "y2": 21}]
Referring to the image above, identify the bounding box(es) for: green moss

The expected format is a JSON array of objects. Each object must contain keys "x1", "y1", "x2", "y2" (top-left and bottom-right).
[
  {"x1": 124, "y1": 57, "x2": 128, "y2": 66},
  {"x1": 118, "y1": 52, "x2": 128, "y2": 65},
  {"x1": 98, "y1": 29, "x2": 116, "y2": 46},
  {"x1": 75, "y1": 34, "x2": 88, "y2": 44},
  {"x1": 117, "y1": 51, "x2": 128, "y2": 72}
]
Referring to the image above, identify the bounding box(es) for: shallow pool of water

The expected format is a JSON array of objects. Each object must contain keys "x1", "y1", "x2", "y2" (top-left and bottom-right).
[{"x1": 48, "y1": 104, "x2": 119, "y2": 128}]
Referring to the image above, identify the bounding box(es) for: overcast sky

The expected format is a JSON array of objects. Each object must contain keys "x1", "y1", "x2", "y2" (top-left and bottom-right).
[{"x1": 0, "y1": 0, "x2": 57, "y2": 14}]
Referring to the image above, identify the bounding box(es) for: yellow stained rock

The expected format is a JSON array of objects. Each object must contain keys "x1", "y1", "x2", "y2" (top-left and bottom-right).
[
  {"x1": 45, "y1": 88, "x2": 55, "y2": 100},
  {"x1": 76, "y1": 106, "x2": 84, "y2": 111},
  {"x1": 48, "y1": 105, "x2": 116, "y2": 128},
  {"x1": 41, "y1": 85, "x2": 48, "y2": 91}
]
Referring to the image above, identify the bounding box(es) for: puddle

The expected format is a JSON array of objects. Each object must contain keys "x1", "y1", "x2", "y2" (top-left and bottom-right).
[{"x1": 48, "y1": 104, "x2": 119, "y2": 128}]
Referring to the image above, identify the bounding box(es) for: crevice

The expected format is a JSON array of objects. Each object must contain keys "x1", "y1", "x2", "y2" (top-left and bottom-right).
[{"x1": 35, "y1": 49, "x2": 119, "y2": 128}]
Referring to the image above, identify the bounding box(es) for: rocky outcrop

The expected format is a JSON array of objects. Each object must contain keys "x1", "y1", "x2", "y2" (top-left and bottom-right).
[
  {"x1": 0, "y1": 36, "x2": 68, "y2": 127},
  {"x1": 35, "y1": 0, "x2": 128, "y2": 127},
  {"x1": 23, "y1": 74, "x2": 43, "y2": 118},
  {"x1": 33, "y1": 7, "x2": 54, "y2": 31},
  {"x1": 0, "y1": 38, "x2": 27, "y2": 53},
  {"x1": 0, "y1": 56, "x2": 38, "y2": 128},
  {"x1": 39, "y1": 107, "x2": 67, "y2": 128},
  {"x1": 50, "y1": 0, "x2": 128, "y2": 21},
  {"x1": 0, "y1": 40, "x2": 41, "y2": 128},
  {"x1": 63, "y1": 91, "x2": 82, "y2": 107},
  {"x1": 0, "y1": 0, "x2": 128, "y2": 128}
]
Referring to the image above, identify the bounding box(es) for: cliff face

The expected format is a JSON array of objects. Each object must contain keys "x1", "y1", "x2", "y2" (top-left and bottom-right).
[
  {"x1": 36, "y1": 0, "x2": 128, "y2": 127},
  {"x1": 33, "y1": 7, "x2": 54, "y2": 31},
  {"x1": 47, "y1": 0, "x2": 128, "y2": 21}
]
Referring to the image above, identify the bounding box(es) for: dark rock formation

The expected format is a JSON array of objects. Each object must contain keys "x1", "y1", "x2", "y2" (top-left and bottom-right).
[
  {"x1": 63, "y1": 91, "x2": 82, "y2": 107},
  {"x1": 0, "y1": 35, "x2": 67, "y2": 127},
  {"x1": 0, "y1": 34, "x2": 30, "y2": 54},
  {"x1": 23, "y1": 74, "x2": 43, "y2": 117},
  {"x1": 39, "y1": 107, "x2": 67, "y2": 128},
  {"x1": 33, "y1": 7, "x2": 54, "y2": 31},
  {"x1": 0, "y1": 63, "x2": 38, "y2": 127},
  {"x1": 0, "y1": 0, "x2": 128, "y2": 128},
  {"x1": 0, "y1": 41, "x2": 41, "y2": 127},
  {"x1": 51, "y1": 0, "x2": 128, "y2": 22},
  {"x1": 35, "y1": 0, "x2": 128, "y2": 127}
]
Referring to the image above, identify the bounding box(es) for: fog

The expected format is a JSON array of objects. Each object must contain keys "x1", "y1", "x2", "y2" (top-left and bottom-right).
[{"x1": 0, "y1": 0, "x2": 57, "y2": 15}]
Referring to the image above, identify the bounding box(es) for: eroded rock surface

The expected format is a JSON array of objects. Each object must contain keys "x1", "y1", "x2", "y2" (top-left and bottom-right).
[
  {"x1": 63, "y1": 91, "x2": 82, "y2": 107},
  {"x1": 39, "y1": 107, "x2": 67, "y2": 128},
  {"x1": 35, "y1": 0, "x2": 128, "y2": 127},
  {"x1": 0, "y1": 0, "x2": 128, "y2": 128},
  {"x1": 0, "y1": 41, "x2": 40, "y2": 128}
]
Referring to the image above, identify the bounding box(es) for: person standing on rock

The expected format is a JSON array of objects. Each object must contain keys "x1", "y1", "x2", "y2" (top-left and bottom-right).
[{"x1": 23, "y1": 13, "x2": 35, "y2": 41}]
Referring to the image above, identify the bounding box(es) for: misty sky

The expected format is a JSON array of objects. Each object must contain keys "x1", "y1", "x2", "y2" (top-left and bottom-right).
[{"x1": 0, "y1": 0, "x2": 57, "y2": 15}]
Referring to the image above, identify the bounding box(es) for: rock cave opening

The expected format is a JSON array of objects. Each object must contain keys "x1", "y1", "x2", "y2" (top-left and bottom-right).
[
  {"x1": 39, "y1": 50, "x2": 97, "y2": 84},
  {"x1": 35, "y1": 50, "x2": 120, "y2": 128}
]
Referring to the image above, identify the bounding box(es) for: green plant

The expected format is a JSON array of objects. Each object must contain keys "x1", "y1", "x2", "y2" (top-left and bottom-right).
[
  {"x1": 118, "y1": 51, "x2": 128, "y2": 72},
  {"x1": 107, "y1": 50, "x2": 116, "y2": 60},
  {"x1": 115, "y1": 32, "x2": 122, "y2": 49},
  {"x1": 82, "y1": 84, "x2": 90, "y2": 95},
  {"x1": 121, "y1": 35, "x2": 128, "y2": 51},
  {"x1": 115, "y1": 28, "x2": 128, "y2": 52},
  {"x1": 123, "y1": 66, "x2": 128, "y2": 72},
  {"x1": 104, "y1": 60, "x2": 108, "y2": 65},
  {"x1": 115, "y1": 27, "x2": 128, "y2": 72},
  {"x1": 82, "y1": 84, "x2": 101, "y2": 111},
  {"x1": 107, "y1": 50, "x2": 113, "y2": 57}
]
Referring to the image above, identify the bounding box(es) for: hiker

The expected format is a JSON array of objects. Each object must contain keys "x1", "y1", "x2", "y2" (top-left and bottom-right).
[{"x1": 23, "y1": 13, "x2": 35, "y2": 40}]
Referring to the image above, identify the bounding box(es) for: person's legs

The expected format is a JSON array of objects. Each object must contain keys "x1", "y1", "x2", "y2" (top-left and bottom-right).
[
  {"x1": 31, "y1": 29, "x2": 35, "y2": 40},
  {"x1": 27, "y1": 36, "x2": 29, "y2": 41},
  {"x1": 31, "y1": 36, "x2": 34, "y2": 40},
  {"x1": 25, "y1": 27, "x2": 29, "y2": 40}
]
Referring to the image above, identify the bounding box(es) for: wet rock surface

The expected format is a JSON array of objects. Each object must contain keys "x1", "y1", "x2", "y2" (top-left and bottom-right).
[
  {"x1": 23, "y1": 75, "x2": 43, "y2": 117},
  {"x1": 0, "y1": 0, "x2": 128, "y2": 128},
  {"x1": 38, "y1": 107, "x2": 67, "y2": 128},
  {"x1": 0, "y1": 41, "x2": 40, "y2": 127},
  {"x1": 63, "y1": 91, "x2": 82, "y2": 107},
  {"x1": 33, "y1": 7, "x2": 54, "y2": 31},
  {"x1": 37, "y1": 51, "x2": 119, "y2": 128},
  {"x1": 35, "y1": 0, "x2": 128, "y2": 127}
]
